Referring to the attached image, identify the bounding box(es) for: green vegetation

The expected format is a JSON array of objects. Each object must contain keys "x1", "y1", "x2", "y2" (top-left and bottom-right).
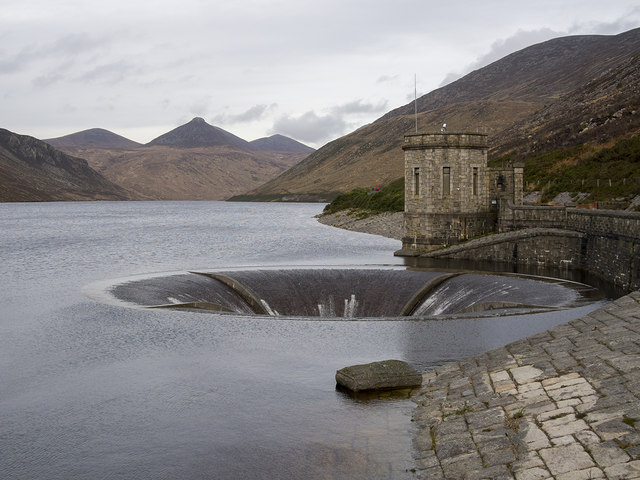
[
  {"x1": 322, "y1": 177, "x2": 404, "y2": 214},
  {"x1": 492, "y1": 136, "x2": 640, "y2": 203}
]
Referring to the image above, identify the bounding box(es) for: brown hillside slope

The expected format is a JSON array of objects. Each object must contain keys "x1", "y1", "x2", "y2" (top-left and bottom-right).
[
  {"x1": 238, "y1": 28, "x2": 640, "y2": 201},
  {"x1": 50, "y1": 118, "x2": 312, "y2": 201},
  {"x1": 0, "y1": 129, "x2": 137, "y2": 202},
  {"x1": 81, "y1": 145, "x2": 309, "y2": 201}
]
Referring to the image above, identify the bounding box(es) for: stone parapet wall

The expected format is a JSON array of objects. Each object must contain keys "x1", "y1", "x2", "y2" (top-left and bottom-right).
[
  {"x1": 567, "y1": 209, "x2": 640, "y2": 239},
  {"x1": 424, "y1": 228, "x2": 585, "y2": 269},
  {"x1": 402, "y1": 133, "x2": 488, "y2": 150},
  {"x1": 472, "y1": 202, "x2": 640, "y2": 292},
  {"x1": 499, "y1": 203, "x2": 567, "y2": 231}
]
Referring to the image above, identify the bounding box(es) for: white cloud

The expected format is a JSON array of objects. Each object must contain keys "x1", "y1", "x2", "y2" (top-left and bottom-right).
[{"x1": 1, "y1": 0, "x2": 639, "y2": 146}]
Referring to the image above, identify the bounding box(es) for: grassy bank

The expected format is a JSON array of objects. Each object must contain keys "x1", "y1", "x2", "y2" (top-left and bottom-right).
[
  {"x1": 322, "y1": 177, "x2": 404, "y2": 215},
  {"x1": 491, "y1": 135, "x2": 640, "y2": 204}
]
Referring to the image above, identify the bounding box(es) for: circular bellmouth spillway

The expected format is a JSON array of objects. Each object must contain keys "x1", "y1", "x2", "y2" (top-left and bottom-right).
[{"x1": 99, "y1": 266, "x2": 604, "y2": 320}]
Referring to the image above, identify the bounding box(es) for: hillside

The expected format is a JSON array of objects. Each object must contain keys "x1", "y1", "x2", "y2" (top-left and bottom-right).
[
  {"x1": 0, "y1": 129, "x2": 137, "y2": 202},
  {"x1": 46, "y1": 128, "x2": 142, "y2": 150},
  {"x1": 250, "y1": 134, "x2": 315, "y2": 153},
  {"x1": 45, "y1": 118, "x2": 313, "y2": 201},
  {"x1": 146, "y1": 117, "x2": 251, "y2": 149},
  {"x1": 237, "y1": 28, "x2": 640, "y2": 202}
]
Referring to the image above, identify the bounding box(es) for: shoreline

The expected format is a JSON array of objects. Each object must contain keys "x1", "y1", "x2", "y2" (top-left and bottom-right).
[{"x1": 316, "y1": 209, "x2": 403, "y2": 240}]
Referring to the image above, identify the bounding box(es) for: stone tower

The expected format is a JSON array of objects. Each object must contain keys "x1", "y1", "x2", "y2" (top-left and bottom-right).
[{"x1": 399, "y1": 132, "x2": 520, "y2": 254}]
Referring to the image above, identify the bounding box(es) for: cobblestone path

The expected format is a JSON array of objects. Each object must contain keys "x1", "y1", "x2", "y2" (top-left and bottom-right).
[{"x1": 411, "y1": 290, "x2": 640, "y2": 479}]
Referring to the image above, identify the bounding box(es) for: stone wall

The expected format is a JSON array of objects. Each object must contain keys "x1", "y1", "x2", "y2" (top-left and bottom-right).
[{"x1": 485, "y1": 203, "x2": 640, "y2": 292}]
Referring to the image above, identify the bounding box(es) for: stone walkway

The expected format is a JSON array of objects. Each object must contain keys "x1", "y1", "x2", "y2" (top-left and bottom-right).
[{"x1": 411, "y1": 290, "x2": 640, "y2": 479}]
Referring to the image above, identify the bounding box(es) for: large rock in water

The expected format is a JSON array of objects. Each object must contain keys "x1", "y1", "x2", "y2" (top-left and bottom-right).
[{"x1": 335, "y1": 360, "x2": 422, "y2": 392}]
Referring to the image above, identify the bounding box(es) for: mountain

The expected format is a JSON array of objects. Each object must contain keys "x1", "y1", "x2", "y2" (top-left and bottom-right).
[
  {"x1": 44, "y1": 118, "x2": 313, "y2": 201},
  {"x1": 146, "y1": 116, "x2": 251, "y2": 149},
  {"x1": 250, "y1": 134, "x2": 315, "y2": 153},
  {"x1": 46, "y1": 128, "x2": 142, "y2": 150},
  {"x1": 490, "y1": 51, "x2": 640, "y2": 158},
  {"x1": 237, "y1": 28, "x2": 640, "y2": 202},
  {"x1": 0, "y1": 128, "x2": 137, "y2": 202}
]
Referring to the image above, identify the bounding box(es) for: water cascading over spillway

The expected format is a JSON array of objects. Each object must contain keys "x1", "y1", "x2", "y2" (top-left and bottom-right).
[{"x1": 107, "y1": 267, "x2": 603, "y2": 319}]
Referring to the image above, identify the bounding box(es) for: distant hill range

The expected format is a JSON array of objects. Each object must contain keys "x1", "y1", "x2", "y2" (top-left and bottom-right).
[
  {"x1": 0, "y1": 129, "x2": 136, "y2": 202},
  {"x1": 236, "y1": 28, "x2": 640, "y2": 202},
  {"x1": 23, "y1": 117, "x2": 312, "y2": 202}
]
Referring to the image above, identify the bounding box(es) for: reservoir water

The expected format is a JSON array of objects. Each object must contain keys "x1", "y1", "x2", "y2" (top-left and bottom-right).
[{"x1": 0, "y1": 201, "x2": 606, "y2": 479}]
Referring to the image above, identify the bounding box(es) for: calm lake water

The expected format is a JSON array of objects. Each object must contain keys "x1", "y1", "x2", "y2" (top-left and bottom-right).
[{"x1": 0, "y1": 201, "x2": 606, "y2": 479}]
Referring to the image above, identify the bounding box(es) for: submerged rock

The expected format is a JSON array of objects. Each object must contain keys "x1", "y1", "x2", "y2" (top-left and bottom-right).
[{"x1": 335, "y1": 359, "x2": 422, "y2": 392}]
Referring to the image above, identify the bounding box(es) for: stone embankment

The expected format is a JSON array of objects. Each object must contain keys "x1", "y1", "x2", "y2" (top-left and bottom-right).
[
  {"x1": 412, "y1": 291, "x2": 640, "y2": 479},
  {"x1": 318, "y1": 211, "x2": 640, "y2": 479},
  {"x1": 316, "y1": 210, "x2": 404, "y2": 240}
]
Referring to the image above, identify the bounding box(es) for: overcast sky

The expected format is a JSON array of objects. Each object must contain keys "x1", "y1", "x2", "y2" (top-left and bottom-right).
[{"x1": 2, "y1": 1, "x2": 639, "y2": 148}]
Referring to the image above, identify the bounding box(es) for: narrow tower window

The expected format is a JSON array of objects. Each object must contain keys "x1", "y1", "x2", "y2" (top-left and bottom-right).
[
  {"x1": 443, "y1": 167, "x2": 450, "y2": 196},
  {"x1": 472, "y1": 167, "x2": 478, "y2": 196},
  {"x1": 413, "y1": 167, "x2": 420, "y2": 198}
]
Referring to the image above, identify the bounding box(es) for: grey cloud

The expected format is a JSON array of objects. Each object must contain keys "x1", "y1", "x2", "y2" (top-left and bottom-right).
[
  {"x1": 568, "y1": 8, "x2": 640, "y2": 35},
  {"x1": 272, "y1": 111, "x2": 347, "y2": 144},
  {"x1": 272, "y1": 100, "x2": 387, "y2": 144},
  {"x1": 331, "y1": 99, "x2": 388, "y2": 115},
  {"x1": 213, "y1": 104, "x2": 277, "y2": 124},
  {"x1": 377, "y1": 75, "x2": 399, "y2": 84},
  {"x1": 1, "y1": 33, "x2": 109, "y2": 75},
  {"x1": 73, "y1": 61, "x2": 138, "y2": 85},
  {"x1": 439, "y1": 28, "x2": 562, "y2": 86}
]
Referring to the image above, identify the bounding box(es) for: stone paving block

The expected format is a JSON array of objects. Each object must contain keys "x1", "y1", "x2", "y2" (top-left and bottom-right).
[
  {"x1": 604, "y1": 459, "x2": 640, "y2": 479},
  {"x1": 552, "y1": 434, "x2": 577, "y2": 446},
  {"x1": 511, "y1": 451, "x2": 545, "y2": 470},
  {"x1": 518, "y1": 381, "x2": 543, "y2": 393},
  {"x1": 463, "y1": 463, "x2": 514, "y2": 480},
  {"x1": 514, "y1": 466, "x2": 552, "y2": 480},
  {"x1": 435, "y1": 433, "x2": 477, "y2": 459},
  {"x1": 625, "y1": 445, "x2": 640, "y2": 461},
  {"x1": 589, "y1": 439, "x2": 631, "y2": 467},
  {"x1": 585, "y1": 406, "x2": 630, "y2": 424},
  {"x1": 554, "y1": 467, "x2": 605, "y2": 480},
  {"x1": 556, "y1": 398, "x2": 582, "y2": 408},
  {"x1": 591, "y1": 417, "x2": 636, "y2": 441},
  {"x1": 538, "y1": 443, "x2": 595, "y2": 475},
  {"x1": 517, "y1": 400, "x2": 557, "y2": 417},
  {"x1": 475, "y1": 433, "x2": 513, "y2": 453},
  {"x1": 482, "y1": 446, "x2": 516, "y2": 467},
  {"x1": 511, "y1": 365, "x2": 544, "y2": 385},
  {"x1": 541, "y1": 414, "x2": 589, "y2": 438},
  {"x1": 546, "y1": 382, "x2": 596, "y2": 402},
  {"x1": 439, "y1": 452, "x2": 484, "y2": 478},
  {"x1": 415, "y1": 450, "x2": 439, "y2": 469},
  {"x1": 537, "y1": 406, "x2": 575, "y2": 423},
  {"x1": 417, "y1": 465, "x2": 445, "y2": 479},
  {"x1": 609, "y1": 354, "x2": 640, "y2": 373},
  {"x1": 574, "y1": 429, "x2": 601, "y2": 446},
  {"x1": 521, "y1": 421, "x2": 551, "y2": 449},
  {"x1": 465, "y1": 407, "x2": 505, "y2": 429},
  {"x1": 490, "y1": 370, "x2": 511, "y2": 382},
  {"x1": 436, "y1": 416, "x2": 468, "y2": 435},
  {"x1": 541, "y1": 372, "x2": 581, "y2": 387}
]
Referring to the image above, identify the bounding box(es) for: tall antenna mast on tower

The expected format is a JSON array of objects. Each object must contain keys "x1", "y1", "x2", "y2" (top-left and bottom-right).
[{"x1": 414, "y1": 74, "x2": 418, "y2": 133}]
